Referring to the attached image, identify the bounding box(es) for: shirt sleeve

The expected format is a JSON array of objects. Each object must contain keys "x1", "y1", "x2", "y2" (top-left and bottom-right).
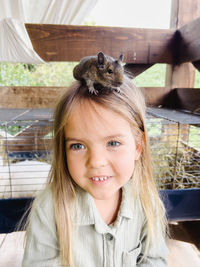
[
  {"x1": 137, "y1": 220, "x2": 169, "y2": 267},
  {"x1": 22, "y1": 188, "x2": 62, "y2": 267}
]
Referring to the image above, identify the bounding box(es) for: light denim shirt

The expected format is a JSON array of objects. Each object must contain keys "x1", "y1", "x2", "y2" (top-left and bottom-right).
[{"x1": 22, "y1": 182, "x2": 168, "y2": 267}]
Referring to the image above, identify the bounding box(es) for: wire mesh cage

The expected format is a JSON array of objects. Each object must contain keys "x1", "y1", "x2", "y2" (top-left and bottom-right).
[
  {"x1": 0, "y1": 109, "x2": 53, "y2": 198},
  {"x1": 0, "y1": 107, "x2": 199, "y2": 199},
  {"x1": 147, "y1": 108, "x2": 200, "y2": 190}
]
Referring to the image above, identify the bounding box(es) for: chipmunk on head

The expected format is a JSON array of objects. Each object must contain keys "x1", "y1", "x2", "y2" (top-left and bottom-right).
[{"x1": 73, "y1": 52, "x2": 124, "y2": 94}]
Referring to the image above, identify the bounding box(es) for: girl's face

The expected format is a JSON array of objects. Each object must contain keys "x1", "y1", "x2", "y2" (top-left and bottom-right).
[{"x1": 65, "y1": 100, "x2": 141, "y2": 203}]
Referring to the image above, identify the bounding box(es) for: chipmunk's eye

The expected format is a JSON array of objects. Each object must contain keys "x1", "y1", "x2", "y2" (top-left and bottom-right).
[{"x1": 107, "y1": 68, "x2": 113, "y2": 74}]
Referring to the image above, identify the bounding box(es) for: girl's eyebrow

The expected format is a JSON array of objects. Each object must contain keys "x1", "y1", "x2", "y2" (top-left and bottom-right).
[
  {"x1": 105, "y1": 134, "x2": 126, "y2": 139},
  {"x1": 65, "y1": 134, "x2": 126, "y2": 143},
  {"x1": 65, "y1": 137, "x2": 84, "y2": 143}
]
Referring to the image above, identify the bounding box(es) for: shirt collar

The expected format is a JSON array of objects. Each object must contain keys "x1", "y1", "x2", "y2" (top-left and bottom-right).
[{"x1": 74, "y1": 180, "x2": 136, "y2": 227}]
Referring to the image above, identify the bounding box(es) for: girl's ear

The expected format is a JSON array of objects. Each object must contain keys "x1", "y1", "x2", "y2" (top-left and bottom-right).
[
  {"x1": 134, "y1": 133, "x2": 144, "y2": 160},
  {"x1": 134, "y1": 143, "x2": 142, "y2": 160}
]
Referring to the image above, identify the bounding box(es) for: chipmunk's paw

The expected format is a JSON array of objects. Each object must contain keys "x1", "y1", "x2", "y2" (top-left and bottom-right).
[
  {"x1": 113, "y1": 87, "x2": 121, "y2": 93},
  {"x1": 88, "y1": 85, "x2": 99, "y2": 95}
]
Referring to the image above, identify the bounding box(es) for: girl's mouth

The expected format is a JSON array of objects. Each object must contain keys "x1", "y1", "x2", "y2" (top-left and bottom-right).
[{"x1": 90, "y1": 176, "x2": 111, "y2": 182}]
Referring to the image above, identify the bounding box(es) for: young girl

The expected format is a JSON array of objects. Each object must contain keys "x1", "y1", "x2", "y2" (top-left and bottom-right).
[{"x1": 22, "y1": 76, "x2": 168, "y2": 266}]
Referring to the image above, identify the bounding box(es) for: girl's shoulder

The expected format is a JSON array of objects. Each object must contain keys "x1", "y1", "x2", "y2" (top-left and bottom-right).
[
  {"x1": 32, "y1": 184, "x2": 54, "y2": 213},
  {"x1": 123, "y1": 181, "x2": 145, "y2": 216}
]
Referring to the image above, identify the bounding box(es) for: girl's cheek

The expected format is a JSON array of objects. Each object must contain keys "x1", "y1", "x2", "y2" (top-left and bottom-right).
[
  {"x1": 66, "y1": 151, "x2": 77, "y2": 165},
  {"x1": 67, "y1": 151, "x2": 87, "y2": 164},
  {"x1": 109, "y1": 151, "x2": 127, "y2": 165},
  {"x1": 114, "y1": 149, "x2": 135, "y2": 165}
]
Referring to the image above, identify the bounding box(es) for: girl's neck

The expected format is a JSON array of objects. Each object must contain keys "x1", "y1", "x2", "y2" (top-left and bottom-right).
[{"x1": 93, "y1": 189, "x2": 122, "y2": 225}]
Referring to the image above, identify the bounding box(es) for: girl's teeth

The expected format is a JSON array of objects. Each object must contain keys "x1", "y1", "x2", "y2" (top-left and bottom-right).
[{"x1": 92, "y1": 177, "x2": 108, "y2": 181}]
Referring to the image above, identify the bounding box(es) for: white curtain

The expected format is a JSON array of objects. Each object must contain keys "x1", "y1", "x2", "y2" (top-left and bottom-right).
[{"x1": 0, "y1": 0, "x2": 98, "y2": 63}]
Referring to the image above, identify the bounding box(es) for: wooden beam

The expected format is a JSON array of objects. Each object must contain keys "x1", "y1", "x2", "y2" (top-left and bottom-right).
[
  {"x1": 0, "y1": 86, "x2": 66, "y2": 108},
  {"x1": 170, "y1": 0, "x2": 200, "y2": 28},
  {"x1": 0, "y1": 86, "x2": 199, "y2": 113},
  {"x1": 157, "y1": 88, "x2": 200, "y2": 113},
  {"x1": 165, "y1": 0, "x2": 200, "y2": 88},
  {"x1": 173, "y1": 88, "x2": 200, "y2": 113},
  {"x1": 124, "y1": 64, "x2": 153, "y2": 78},
  {"x1": 143, "y1": 87, "x2": 200, "y2": 112},
  {"x1": 141, "y1": 87, "x2": 172, "y2": 107},
  {"x1": 25, "y1": 24, "x2": 175, "y2": 64},
  {"x1": 6, "y1": 134, "x2": 52, "y2": 153},
  {"x1": 0, "y1": 86, "x2": 173, "y2": 109},
  {"x1": 165, "y1": 63, "x2": 196, "y2": 88},
  {"x1": 179, "y1": 17, "x2": 200, "y2": 63},
  {"x1": 16, "y1": 124, "x2": 51, "y2": 138},
  {"x1": 5, "y1": 124, "x2": 52, "y2": 153}
]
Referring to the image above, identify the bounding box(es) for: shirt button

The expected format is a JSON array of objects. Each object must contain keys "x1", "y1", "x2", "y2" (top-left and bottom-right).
[{"x1": 106, "y1": 233, "x2": 114, "y2": 241}]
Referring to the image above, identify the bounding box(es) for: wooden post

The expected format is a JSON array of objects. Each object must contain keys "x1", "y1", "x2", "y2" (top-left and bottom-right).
[{"x1": 165, "y1": 0, "x2": 200, "y2": 88}]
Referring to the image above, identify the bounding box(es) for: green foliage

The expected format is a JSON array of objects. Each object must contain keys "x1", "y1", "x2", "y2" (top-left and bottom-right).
[
  {"x1": 146, "y1": 118, "x2": 162, "y2": 136},
  {"x1": 134, "y1": 64, "x2": 166, "y2": 87},
  {"x1": 29, "y1": 62, "x2": 77, "y2": 86},
  {"x1": 0, "y1": 62, "x2": 167, "y2": 87},
  {"x1": 134, "y1": 65, "x2": 200, "y2": 88},
  {"x1": 83, "y1": 19, "x2": 96, "y2": 26},
  {"x1": 0, "y1": 62, "x2": 77, "y2": 87},
  {"x1": 194, "y1": 69, "x2": 200, "y2": 88},
  {"x1": 189, "y1": 126, "x2": 200, "y2": 149},
  {"x1": 0, "y1": 125, "x2": 26, "y2": 136},
  {"x1": 0, "y1": 63, "x2": 33, "y2": 86},
  {"x1": 23, "y1": 64, "x2": 37, "y2": 72}
]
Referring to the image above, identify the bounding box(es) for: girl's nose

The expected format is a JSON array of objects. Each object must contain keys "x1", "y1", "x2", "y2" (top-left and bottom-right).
[{"x1": 87, "y1": 148, "x2": 108, "y2": 169}]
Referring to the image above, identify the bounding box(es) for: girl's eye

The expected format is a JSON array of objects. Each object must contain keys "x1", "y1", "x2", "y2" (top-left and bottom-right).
[
  {"x1": 69, "y1": 143, "x2": 85, "y2": 150},
  {"x1": 107, "y1": 140, "x2": 121, "y2": 147}
]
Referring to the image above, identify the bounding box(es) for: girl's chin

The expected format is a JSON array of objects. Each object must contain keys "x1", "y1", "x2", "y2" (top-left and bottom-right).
[{"x1": 89, "y1": 188, "x2": 121, "y2": 202}]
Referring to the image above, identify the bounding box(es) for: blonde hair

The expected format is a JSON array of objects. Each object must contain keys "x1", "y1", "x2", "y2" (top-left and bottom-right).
[{"x1": 48, "y1": 77, "x2": 167, "y2": 266}]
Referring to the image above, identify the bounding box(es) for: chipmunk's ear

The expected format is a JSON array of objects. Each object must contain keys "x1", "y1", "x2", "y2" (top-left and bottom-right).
[
  {"x1": 97, "y1": 52, "x2": 105, "y2": 67},
  {"x1": 118, "y1": 54, "x2": 124, "y2": 64}
]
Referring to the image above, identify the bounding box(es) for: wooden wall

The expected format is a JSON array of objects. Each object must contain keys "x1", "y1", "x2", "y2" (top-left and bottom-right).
[{"x1": 0, "y1": 0, "x2": 200, "y2": 110}]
